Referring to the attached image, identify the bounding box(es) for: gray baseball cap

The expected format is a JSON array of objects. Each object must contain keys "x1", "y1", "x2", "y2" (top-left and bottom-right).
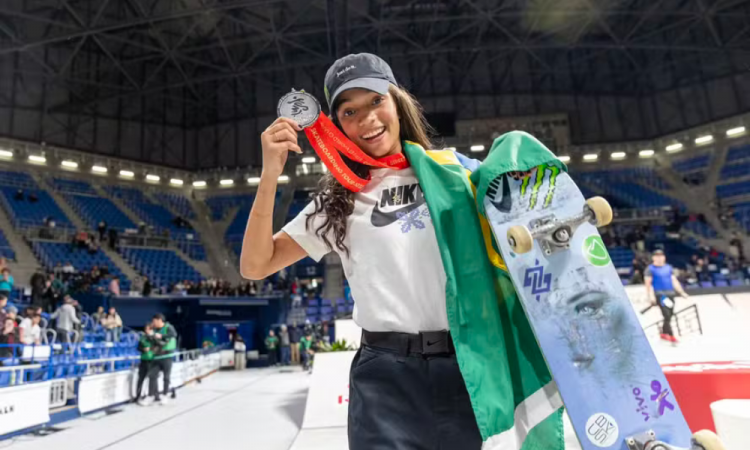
[{"x1": 324, "y1": 53, "x2": 398, "y2": 111}]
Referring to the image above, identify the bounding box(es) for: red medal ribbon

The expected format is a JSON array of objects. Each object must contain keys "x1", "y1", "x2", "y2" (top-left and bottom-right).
[{"x1": 304, "y1": 114, "x2": 409, "y2": 192}]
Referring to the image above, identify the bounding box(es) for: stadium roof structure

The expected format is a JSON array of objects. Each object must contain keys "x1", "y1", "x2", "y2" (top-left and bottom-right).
[{"x1": 1, "y1": 0, "x2": 749, "y2": 170}]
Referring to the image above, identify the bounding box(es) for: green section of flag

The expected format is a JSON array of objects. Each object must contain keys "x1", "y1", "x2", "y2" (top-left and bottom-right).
[{"x1": 404, "y1": 132, "x2": 566, "y2": 448}]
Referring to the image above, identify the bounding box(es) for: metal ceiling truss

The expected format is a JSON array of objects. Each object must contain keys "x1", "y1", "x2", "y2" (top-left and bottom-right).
[{"x1": 1, "y1": 0, "x2": 750, "y2": 168}]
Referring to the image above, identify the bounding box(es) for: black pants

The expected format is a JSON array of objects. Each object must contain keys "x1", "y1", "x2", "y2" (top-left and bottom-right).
[
  {"x1": 348, "y1": 345, "x2": 482, "y2": 450},
  {"x1": 656, "y1": 291, "x2": 676, "y2": 336},
  {"x1": 57, "y1": 328, "x2": 70, "y2": 344},
  {"x1": 136, "y1": 360, "x2": 150, "y2": 399},
  {"x1": 268, "y1": 348, "x2": 277, "y2": 366},
  {"x1": 149, "y1": 358, "x2": 172, "y2": 400}
]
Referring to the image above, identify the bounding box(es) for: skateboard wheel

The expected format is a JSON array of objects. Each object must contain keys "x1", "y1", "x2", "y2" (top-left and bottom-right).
[
  {"x1": 586, "y1": 197, "x2": 613, "y2": 227},
  {"x1": 507, "y1": 225, "x2": 533, "y2": 254},
  {"x1": 692, "y1": 429, "x2": 725, "y2": 450}
]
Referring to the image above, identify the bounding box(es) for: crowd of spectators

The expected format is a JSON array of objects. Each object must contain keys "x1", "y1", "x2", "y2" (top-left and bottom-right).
[{"x1": 264, "y1": 321, "x2": 332, "y2": 371}]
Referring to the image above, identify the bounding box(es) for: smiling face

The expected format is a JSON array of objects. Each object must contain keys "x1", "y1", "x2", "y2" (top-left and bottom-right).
[{"x1": 335, "y1": 88, "x2": 401, "y2": 159}]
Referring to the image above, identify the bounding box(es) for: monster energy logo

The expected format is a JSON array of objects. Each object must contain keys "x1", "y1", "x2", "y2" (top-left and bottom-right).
[{"x1": 520, "y1": 164, "x2": 560, "y2": 210}]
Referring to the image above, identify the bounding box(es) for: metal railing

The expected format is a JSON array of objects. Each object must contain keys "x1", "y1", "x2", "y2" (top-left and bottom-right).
[{"x1": 644, "y1": 304, "x2": 703, "y2": 339}]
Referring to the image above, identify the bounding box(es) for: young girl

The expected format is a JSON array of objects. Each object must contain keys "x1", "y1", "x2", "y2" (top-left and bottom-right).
[{"x1": 241, "y1": 53, "x2": 565, "y2": 449}]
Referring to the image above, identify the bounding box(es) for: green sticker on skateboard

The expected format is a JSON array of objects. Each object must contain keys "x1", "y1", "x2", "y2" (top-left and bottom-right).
[{"x1": 583, "y1": 235, "x2": 611, "y2": 267}]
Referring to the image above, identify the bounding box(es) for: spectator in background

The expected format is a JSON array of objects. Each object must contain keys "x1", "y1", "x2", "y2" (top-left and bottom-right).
[
  {"x1": 13, "y1": 189, "x2": 23, "y2": 201},
  {"x1": 147, "y1": 314, "x2": 178, "y2": 406},
  {"x1": 51, "y1": 296, "x2": 80, "y2": 344},
  {"x1": 108, "y1": 228, "x2": 118, "y2": 250},
  {"x1": 142, "y1": 275, "x2": 152, "y2": 297},
  {"x1": 131, "y1": 276, "x2": 143, "y2": 297},
  {"x1": 265, "y1": 330, "x2": 279, "y2": 366},
  {"x1": 136, "y1": 323, "x2": 154, "y2": 402},
  {"x1": 98, "y1": 221, "x2": 107, "y2": 242},
  {"x1": 53, "y1": 262, "x2": 64, "y2": 277},
  {"x1": 0, "y1": 295, "x2": 6, "y2": 324},
  {"x1": 279, "y1": 325, "x2": 291, "y2": 366},
  {"x1": 91, "y1": 306, "x2": 105, "y2": 327},
  {"x1": 6, "y1": 306, "x2": 18, "y2": 328},
  {"x1": 0, "y1": 257, "x2": 7, "y2": 273},
  {"x1": 0, "y1": 268, "x2": 14, "y2": 299},
  {"x1": 300, "y1": 330, "x2": 314, "y2": 371},
  {"x1": 91, "y1": 265, "x2": 101, "y2": 283},
  {"x1": 19, "y1": 313, "x2": 41, "y2": 345},
  {"x1": 62, "y1": 261, "x2": 75, "y2": 274},
  {"x1": 0, "y1": 317, "x2": 19, "y2": 363},
  {"x1": 109, "y1": 276, "x2": 121, "y2": 297},
  {"x1": 289, "y1": 322, "x2": 301, "y2": 365},
  {"x1": 47, "y1": 273, "x2": 65, "y2": 306},
  {"x1": 233, "y1": 334, "x2": 246, "y2": 371},
  {"x1": 105, "y1": 307, "x2": 123, "y2": 342}
]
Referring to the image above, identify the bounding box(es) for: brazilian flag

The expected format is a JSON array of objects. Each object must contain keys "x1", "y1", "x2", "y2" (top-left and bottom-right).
[{"x1": 404, "y1": 131, "x2": 568, "y2": 449}]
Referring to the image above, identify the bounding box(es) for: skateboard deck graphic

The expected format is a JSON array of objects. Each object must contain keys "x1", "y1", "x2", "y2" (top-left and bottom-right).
[{"x1": 483, "y1": 166, "x2": 693, "y2": 450}]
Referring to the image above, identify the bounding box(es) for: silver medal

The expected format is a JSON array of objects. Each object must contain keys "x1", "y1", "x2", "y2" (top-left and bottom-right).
[{"x1": 277, "y1": 89, "x2": 321, "y2": 128}]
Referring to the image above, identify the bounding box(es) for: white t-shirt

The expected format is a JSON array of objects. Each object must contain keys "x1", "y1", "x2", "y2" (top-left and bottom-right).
[
  {"x1": 282, "y1": 167, "x2": 448, "y2": 334},
  {"x1": 19, "y1": 318, "x2": 41, "y2": 345}
]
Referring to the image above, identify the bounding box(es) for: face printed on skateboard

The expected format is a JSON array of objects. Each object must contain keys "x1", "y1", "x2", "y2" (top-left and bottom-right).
[{"x1": 539, "y1": 268, "x2": 635, "y2": 381}]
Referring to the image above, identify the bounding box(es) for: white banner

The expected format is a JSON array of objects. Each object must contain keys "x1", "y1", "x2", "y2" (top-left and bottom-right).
[
  {"x1": 0, "y1": 382, "x2": 51, "y2": 436},
  {"x1": 220, "y1": 350, "x2": 235, "y2": 368},
  {"x1": 334, "y1": 319, "x2": 362, "y2": 349},
  {"x1": 171, "y1": 362, "x2": 185, "y2": 389},
  {"x1": 78, "y1": 370, "x2": 135, "y2": 414},
  {"x1": 301, "y1": 351, "x2": 356, "y2": 430}
]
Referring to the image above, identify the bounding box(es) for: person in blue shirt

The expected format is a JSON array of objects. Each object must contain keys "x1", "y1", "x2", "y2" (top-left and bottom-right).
[
  {"x1": 0, "y1": 268, "x2": 14, "y2": 299},
  {"x1": 644, "y1": 249, "x2": 689, "y2": 342}
]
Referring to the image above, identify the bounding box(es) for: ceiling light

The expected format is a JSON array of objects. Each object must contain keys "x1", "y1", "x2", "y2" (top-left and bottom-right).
[
  {"x1": 665, "y1": 143, "x2": 683, "y2": 152},
  {"x1": 192, "y1": 180, "x2": 206, "y2": 187},
  {"x1": 278, "y1": 175, "x2": 290, "y2": 183},
  {"x1": 61, "y1": 160, "x2": 78, "y2": 168},
  {"x1": 92, "y1": 165, "x2": 107, "y2": 173},
  {"x1": 0, "y1": 150, "x2": 13, "y2": 158},
  {"x1": 28, "y1": 155, "x2": 46, "y2": 163},
  {"x1": 119, "y1": 170, "x2": 134, "y2": 178},
  {"x1": 470, "y1": 145, "x2": 485, "y2": 152},
  {"x1": 695, "y1": 135, "x2": 713, "y2": 145},
  {"x1": 220, "y1": 179, "x2": 234, "y2": 186},
  {"x1": 639, "y1": 149, "x2": 655, "y2": 158},
  {"x1": 170, "y1": 178, "x2": 183, "y2": 186},
  {"x1": 247, "y1": 177, "x2": 261, "y2": 185},
  {"x1": 558, "y1": 156, "x2": 571, "y2": 162},
  {"x1": 611, "y1": 152, "x2": 626, "y2": 160},
  {"x1": 146, "y1": 174, "x2": 160, "y2": 182},
  {"x1": 583, "y1": 154, "x2": 598, "y2": 161},
  {"x1": 301, "y1": 156, "x2": 316, "y2": 164},
  {"x1": 727, "y1": 126, "x2": 746, "y2": 137}
]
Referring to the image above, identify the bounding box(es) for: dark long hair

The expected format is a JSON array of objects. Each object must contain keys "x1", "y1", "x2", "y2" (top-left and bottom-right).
[{"x1": 305, "y1": 84, "x2": 435, "y2": 256}]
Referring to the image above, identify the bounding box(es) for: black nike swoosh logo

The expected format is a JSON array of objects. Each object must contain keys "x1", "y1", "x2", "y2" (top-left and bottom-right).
[
  {"x1": 487, "y1": 174, "x2": 512, "y2": 213},
  {"x1": 426, "y1": 340, "x2": 442, "y2": 346},
  {"x1": 370, "y1": 195, "x2": 426, "y2": 227}
]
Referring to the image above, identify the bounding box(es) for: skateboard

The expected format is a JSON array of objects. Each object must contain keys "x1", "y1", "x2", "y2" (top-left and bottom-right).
[{"x1": 483, "y1": 165, "x2": 724, "y2": 450}]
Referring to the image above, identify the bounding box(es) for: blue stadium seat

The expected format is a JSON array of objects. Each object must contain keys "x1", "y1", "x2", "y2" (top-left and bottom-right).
[
  {"x1": 65, "y1": 194, "x2": 136, "y2": 231},
  {"x1": 30, "y1": 241, "x2": 130, "y2": 291},
  {"x1": 153, "y1": 192, "x2": 195, "y2": 219},
  {"x1": 52, "y1": 178, "x2": 97, "y2": 195},
  {"x1": 105, "y1": 186, "x2": 205, "y2": 260},
  {"x1": 205, "y1": 194, "x2": 256, "y2": 221},
  {"x1": 0, "y1": 187, "x2": 73, "y2": 229},
  {"x1": 120, "y1": 247, "x2": 202, "y2": 287}
]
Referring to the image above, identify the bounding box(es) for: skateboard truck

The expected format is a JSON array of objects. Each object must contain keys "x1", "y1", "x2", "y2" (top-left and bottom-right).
[
  {"x1": 625, "y1": 430, "x2": 720, "y2": 450},
  {"x1": 507, "y1": 197, "x2": 613, "y2": 255}
]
